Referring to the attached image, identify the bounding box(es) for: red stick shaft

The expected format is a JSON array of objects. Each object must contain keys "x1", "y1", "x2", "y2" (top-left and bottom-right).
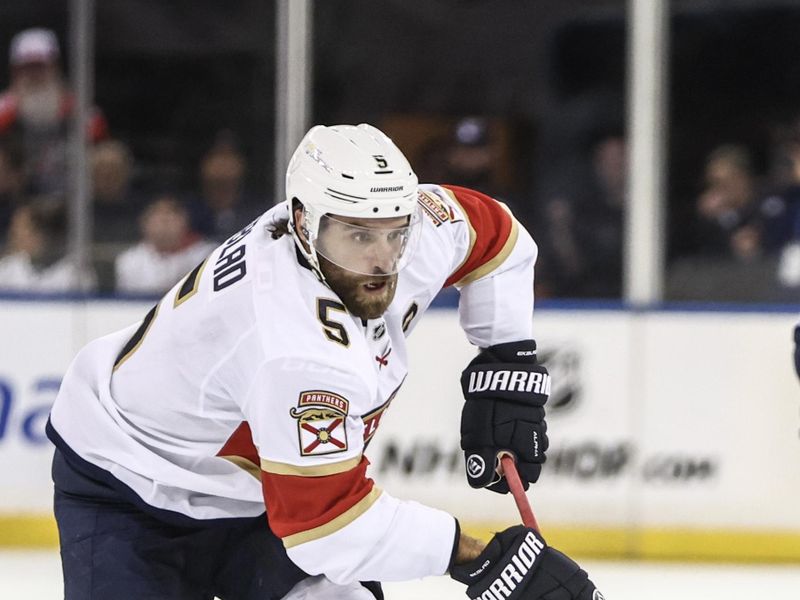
[{"x1": 500, "y1": 455, "x2": 540, "y2": 532}]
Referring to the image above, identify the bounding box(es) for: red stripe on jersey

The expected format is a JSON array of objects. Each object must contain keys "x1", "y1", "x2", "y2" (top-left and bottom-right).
[
  {"x1": 262, "y1": 456, "x2": 374, "y2": 539},
  {"x1": 217, "y1": 421, "x2": 259, "y2": 466},
  {"x1": 442, "y1": 185, "x2": 514, "y2": 287}
]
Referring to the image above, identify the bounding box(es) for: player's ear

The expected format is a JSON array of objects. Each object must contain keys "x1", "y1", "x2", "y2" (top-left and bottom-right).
[
  {"x1": 292, "y1": 199, "x2": 305, "y2": 235},
  {"x1": 291, "y1": 198, "x2": 311, "y2": 250}
]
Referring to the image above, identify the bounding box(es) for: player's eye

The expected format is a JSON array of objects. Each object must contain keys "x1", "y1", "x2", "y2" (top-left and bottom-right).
[
  {"x1": 351, "y1": 231, "x2": 373, "y2": 243},
  {"x1": 387, "y1": 230, "x2": 404, "y2": 243}
]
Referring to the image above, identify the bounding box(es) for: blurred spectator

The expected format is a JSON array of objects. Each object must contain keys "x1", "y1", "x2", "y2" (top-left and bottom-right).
[
  {"x1": 758, "y1": 127, "x2": 800, "y2": 291},
  {"x1": 90, "y1": 139, "x2": 143, "y2": 293},
  {"x1": 777, "y1": 239, "x2": 800, "y2": 289},
  {"x1": 692, "y1": 144, "x2": 762, "y2": 261},
  {"x1": 0, "y1": 196, "x2": 95, "y2": 292},
  {"x1": 412, "y1": 115, "x2": 531, "y2": 222},
  {"x1": 190, "y1": 133, "x2": 261, "y2": 242},
  {"x1": 667, "y1": 144, "x2": 781, "y2": 302},
  {"x1": 0, "y1": 139, "x2": 25, "y2": 246},
  {"x1": 115, "y1": 194, "x2": 215, "y2": 295},
  {"x1": 438, "y1": 117, "x2": 524, "y2": 206},
  {"x1": 533, "y1": 131, "x2": 627, "y2": 298},
  {"x1": 91, "y1": 139, "x2": 141, "y2": 245},
  {"x1": 442, "y1": 118, "x2": 497, "y2": 192},
  {"x1": 0, "y1": 28, "x2": 108, "y2": 196}
]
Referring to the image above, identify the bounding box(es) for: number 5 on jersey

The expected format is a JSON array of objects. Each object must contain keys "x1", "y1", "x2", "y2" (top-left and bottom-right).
[{"x1": 317, "y1": 298, "x2": 350, "y2": 347}]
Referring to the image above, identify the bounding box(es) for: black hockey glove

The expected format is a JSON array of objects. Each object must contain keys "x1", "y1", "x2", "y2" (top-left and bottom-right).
[
  {"x1": 451, "y1": 526, "x2": 600, "y2": 600},
  {"x1": 460, "y1": 340, "x2": 549, "y2": 493}
]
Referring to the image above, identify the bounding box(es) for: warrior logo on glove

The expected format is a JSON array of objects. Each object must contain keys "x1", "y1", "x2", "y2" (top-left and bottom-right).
[
  {"x1": 466, "y1": 369, "x2": 550, "y2": 396},
  {"x1": 460, "y1": 339, "x2": 550, "y2": 494},
  {"x1": 466, "y1": 454, "x2": 487, "y2": 478},
  {"x1": 451, "y1": 526, "x2": 601, "y2": 600},
  {"x1": 476, "y1": 530, "x2": 544, "y2": 597}
]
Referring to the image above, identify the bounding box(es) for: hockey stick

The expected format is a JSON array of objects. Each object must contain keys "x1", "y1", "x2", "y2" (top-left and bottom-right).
[{"x1": 498, "y1": 452, "x2": 541, "y2": 533}]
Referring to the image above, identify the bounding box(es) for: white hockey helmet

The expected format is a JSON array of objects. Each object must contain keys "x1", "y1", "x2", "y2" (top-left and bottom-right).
[{"x1": 285, "y1": 124, "x2": 421, "y2": 277}]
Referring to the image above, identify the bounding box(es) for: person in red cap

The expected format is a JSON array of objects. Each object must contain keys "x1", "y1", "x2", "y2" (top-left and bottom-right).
[{"x1": 0, "y1": 28, "x2": 108, "y2": 195}]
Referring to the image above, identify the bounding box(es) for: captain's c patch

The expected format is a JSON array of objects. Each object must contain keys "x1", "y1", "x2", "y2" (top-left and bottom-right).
[{"x1": 290, "y1": 391, "x2": 349, "y2": 456}]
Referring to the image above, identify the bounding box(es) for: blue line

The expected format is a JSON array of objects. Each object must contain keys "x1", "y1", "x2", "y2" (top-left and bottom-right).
[
  {"x1": 429, "y1": 291, "x2": 800, "y2": 314},
  {"x1": 0, "y1": 291, "x2": 159, "y2": 303},
  {"x1": 649, "y1": 301, "x2": 800, "y2": 314}
]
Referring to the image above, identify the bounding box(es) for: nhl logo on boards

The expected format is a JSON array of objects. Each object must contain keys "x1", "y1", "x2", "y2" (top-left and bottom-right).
[{"x1": 290, "y1": 391, "x2": 349, "y2": 456}]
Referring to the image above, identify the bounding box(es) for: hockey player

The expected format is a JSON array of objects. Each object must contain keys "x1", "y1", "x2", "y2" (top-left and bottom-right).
[{"x1": 47, "y1": 124, "x2": 600, "y2": 599}]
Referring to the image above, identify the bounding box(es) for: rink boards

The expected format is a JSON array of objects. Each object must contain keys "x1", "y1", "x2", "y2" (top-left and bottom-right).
[{"x1": 1, "y1": 298, "x2": 798, "y2": 561}]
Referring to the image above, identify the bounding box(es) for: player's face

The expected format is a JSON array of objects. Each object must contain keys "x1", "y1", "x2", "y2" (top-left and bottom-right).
[
  {"x1": 319, "y1": 253, "x2": 398, "y2": 320},
  {"x1": 317, "y1": 215, "x2": 406, "y2": 319},
  {"x1": 317, "y1": 214, "x2": 411, "y2": 274}
]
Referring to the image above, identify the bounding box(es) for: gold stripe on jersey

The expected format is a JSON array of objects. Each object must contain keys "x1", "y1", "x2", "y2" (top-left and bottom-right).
[
  {"x1": 113, "y1": 302, "x2": 160, "y2": 371},
  {"x1": 440, "y1": 187, "x2": 477, "y2": 276},
  {"x1": 220, "y1": 455, "x2": 261, "y2": 480},
  {"x1": 260, "y1": 454, "x2": 362, "y2": 477},
  {"x1": 282, "y1": 487, "x2": 382, "y2": 549},
  {"x1": 174, "y1": 258, "x2": 209, "y2": 308},
  {"x1": 456, "y1": 217, "x2": 520, "y2": 286}
]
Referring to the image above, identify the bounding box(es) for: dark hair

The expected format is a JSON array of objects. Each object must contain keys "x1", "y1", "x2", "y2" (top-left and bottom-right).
[{"x1": 269, "y1": 218, "x2": 290, "y2": 239}]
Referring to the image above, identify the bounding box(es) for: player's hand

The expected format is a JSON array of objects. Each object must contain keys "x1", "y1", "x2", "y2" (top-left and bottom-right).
[
  {"x1": 459, "y1": 339, "x2": 549, "y2": 493},
  {"x1": 450, "y1": 526, "x2": 600, "y2": 600}
]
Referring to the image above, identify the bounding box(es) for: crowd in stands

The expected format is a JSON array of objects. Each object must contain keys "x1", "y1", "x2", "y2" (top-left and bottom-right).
[
  {"x1": 0, "y1": 26, "x2": 798, "y2": 302},
  {"x1": 408, "y1": 113, "x2": 800, "y2": 302},
  {"x1": 666, "y1": 132, "x2": 800, "y2": 302},
  {"x1": 0, "y1": 28, "x2": 264, "y2": 296}
]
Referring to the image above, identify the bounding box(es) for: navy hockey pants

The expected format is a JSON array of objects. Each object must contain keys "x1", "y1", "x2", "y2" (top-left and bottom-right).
[{"x1": 53, "y1": 447, "x2": 308, "y2": 600}]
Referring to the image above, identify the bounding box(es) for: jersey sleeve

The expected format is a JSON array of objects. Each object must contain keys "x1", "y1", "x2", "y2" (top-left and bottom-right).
[
  {"x1": 239, "y1": 356, "x2": 456, "y2": 584},
  {"x1": 434, "y1": 184, "x2": 538, "y2": 347}
]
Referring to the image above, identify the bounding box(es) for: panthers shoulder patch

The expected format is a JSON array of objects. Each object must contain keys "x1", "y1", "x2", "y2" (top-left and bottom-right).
[{"x1": 290, "y1": 390, "x2": 350, "y2": 456}]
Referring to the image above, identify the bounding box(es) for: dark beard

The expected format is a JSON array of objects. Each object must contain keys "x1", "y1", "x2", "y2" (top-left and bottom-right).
[{"x1": 319, "y1": 255, "x2": 398, "y2": 320}]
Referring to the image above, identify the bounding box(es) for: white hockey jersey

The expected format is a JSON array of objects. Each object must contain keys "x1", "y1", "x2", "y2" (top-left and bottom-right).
[{"x1": 48, "y1": 184, "x2": 538, "y2": 584}]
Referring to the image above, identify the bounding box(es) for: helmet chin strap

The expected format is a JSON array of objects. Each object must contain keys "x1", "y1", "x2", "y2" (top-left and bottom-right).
[{"x1": 288, "y1": 204, "x2": 330, "y2": 287}]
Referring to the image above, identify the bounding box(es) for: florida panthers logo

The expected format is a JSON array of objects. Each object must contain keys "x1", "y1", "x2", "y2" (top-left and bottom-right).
[{"x1": 290, "y1": 391, "x2": 349, "y2": 456}]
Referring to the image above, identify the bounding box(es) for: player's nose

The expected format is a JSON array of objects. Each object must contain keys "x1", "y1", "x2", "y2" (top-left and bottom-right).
[{"x1": 367, "y1": 237, "x2": 397, "y2": 272}]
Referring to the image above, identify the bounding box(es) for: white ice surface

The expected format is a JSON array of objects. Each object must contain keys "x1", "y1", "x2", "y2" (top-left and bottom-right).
[{"x1": 3, "y1": 549, "x2": 800, "y2": 599}]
